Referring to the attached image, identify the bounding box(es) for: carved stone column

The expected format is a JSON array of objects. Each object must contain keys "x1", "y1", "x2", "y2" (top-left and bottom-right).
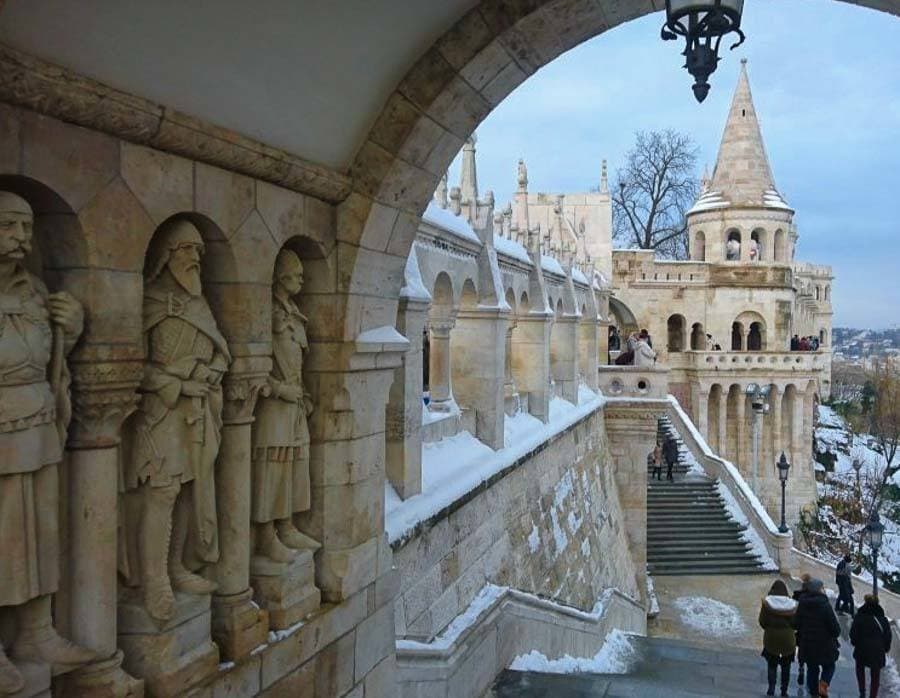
[
  {"x1": 451, "y1": 307, "x2": 508, "y2": 449},
  {"x1": 428, "y1": 317, "x2": 456, "y2": 412},
  {"x1": 212, "y1": 363, "x2": 270, "y2": 660},
  {"x1": 550, "y1": 315, "x2": 579, "y2": 404},
  {"x1": 736, "y1": 391, "x2": 746, "y2": 474},
  {"x1": 386, "y1": 297, "x2": 429, "y2": 498},
  {"x1": 58, "y1": 358, "x2": 144, "y2": 698},
  {"x1": 512, "y1": 313, "x2": 553, "y2": 423},
  {"x1": 503, "y1": 319, "x2": 520, "y2": 415},
  {"x1": 717, "y1": 389, "x2": 728, "y2": 460},
  {"x1": 578, "y1": 317, "x2": 600, "y2": 391}
]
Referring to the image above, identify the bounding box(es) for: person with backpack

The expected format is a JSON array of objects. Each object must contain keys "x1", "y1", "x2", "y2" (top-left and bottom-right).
[
  {"x1": 850, "y1": 594, "x2": 892, "y2": 698},
  {"x1": 795, "y1": 578, "x2": 841, "y2": 697}
]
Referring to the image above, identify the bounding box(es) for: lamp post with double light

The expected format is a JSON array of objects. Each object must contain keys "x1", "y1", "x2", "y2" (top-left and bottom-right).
[
  {"x1": 746, "y1": 383, "x2": 771, "y2": 496},
  {"x1": 660, "y1": 0, "x2": 746, "y2": 102}
]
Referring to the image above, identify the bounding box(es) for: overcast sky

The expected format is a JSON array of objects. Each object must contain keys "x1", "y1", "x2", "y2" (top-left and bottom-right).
[{"x1": 447, "y1": 0, "x2": 900, "y2": 329}]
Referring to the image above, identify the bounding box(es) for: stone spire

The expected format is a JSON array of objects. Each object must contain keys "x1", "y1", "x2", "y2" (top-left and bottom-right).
[
  {"x1": 434, "y1": 172, "x2": 448, "y2": 208},
  {"x1": 599, "y1": 159, "x2": 608, "y2": 194},
  {"x1": 709, "y1": 60, "x2": 781, "y2": 207},
  {"x1": 459, "y1": 135, "x2": 478, "y2": 206}
]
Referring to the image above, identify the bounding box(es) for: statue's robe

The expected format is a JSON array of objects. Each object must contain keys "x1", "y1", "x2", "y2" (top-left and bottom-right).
[
  {"x1": 0, "y1": 267, "x2": 69, "y2": 605},
  {"x1": 121, "y1": 277, "x2": 230, "y2": 582},
  {"x1": 251, "y1": 294, "x2": 311, "y2": 522}
]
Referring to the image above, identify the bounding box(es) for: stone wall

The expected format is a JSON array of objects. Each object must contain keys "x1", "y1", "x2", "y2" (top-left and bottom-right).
[{"x1": 392, "y1": 406, "x2": 640, "y2": 644}]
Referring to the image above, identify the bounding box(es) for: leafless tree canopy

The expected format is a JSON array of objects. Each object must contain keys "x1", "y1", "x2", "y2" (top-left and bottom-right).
[{"x1": 612, "y1": 130, "x2": 699, "y2": 259}]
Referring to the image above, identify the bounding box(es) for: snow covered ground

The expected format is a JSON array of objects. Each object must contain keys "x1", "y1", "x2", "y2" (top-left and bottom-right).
[
  {"x1": 672, "y1": 596, "x2": 747, "y2": 638},
  {"x1": 385, "y1": 386, "x2": 605, "y2": 544}
]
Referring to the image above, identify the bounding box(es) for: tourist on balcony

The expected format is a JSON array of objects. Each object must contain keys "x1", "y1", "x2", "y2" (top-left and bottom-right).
[
  {"x1": 609, "y1": 326, "x2": 621, "y2": 352},
  {"x1": 799, "y1": 336, "x2": 811, "y2": 352},
  {"x1": 795, "y1": 578, "x2": 840, "y2": 698},
  {"x1": 759, "y1": 579, "x2": 798, "y2": 697},
  {"x1": 834, "y1": 554, "x2": 855, "y2": 616},
  {"x1": 791, "y1": 335, "x2": 800, "y2": 351},
  {"x1": 850, "y1": 594, "x2": 892, "y2": 698},
  {"x1": 640, "y1": 328, "x2": 653, "y2": 348},
  {"x1": 634, "y1": 331, "x2": 657, "y2": 368}
]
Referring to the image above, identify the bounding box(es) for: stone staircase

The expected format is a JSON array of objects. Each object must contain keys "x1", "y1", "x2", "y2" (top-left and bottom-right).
[
  {"x1": 648, "y1": 418, "x2": 769, "y2": 576},
  {"x1": 492, "y1": 634, "x2": 892, "y2": 697}
]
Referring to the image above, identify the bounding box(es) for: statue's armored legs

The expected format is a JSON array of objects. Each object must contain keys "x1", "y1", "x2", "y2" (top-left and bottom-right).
[
  {"x1": 13, "y1": 595, "x2": 96, "y2": 668},
  {"x1": 140, "y1": 483, "x2": 178, "y2": 621},
  {"x1": 0, "y1": 643, "x2": 24, "y2": 694},
  {"x1": 169, "y1": 484, "x2": 217, "y2": 595}
]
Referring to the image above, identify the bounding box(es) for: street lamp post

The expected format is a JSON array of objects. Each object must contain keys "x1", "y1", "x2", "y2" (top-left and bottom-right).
[
  {"x1": 776, "y1": 452, "x2": 791, "y2": 534},
  {"x1": 863, "y1": 511, "x2": 885, "y2": 597}
]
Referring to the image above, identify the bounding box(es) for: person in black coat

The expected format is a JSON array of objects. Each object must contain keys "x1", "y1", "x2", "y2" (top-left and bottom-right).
[
  {"x1": 835, "y1": 554, "x2": 855, "y2": 616},
  {"x1": 662, "y1": 438, "x2": 679, "y2": 482},
  {"x1": 850, "y1": 594, "x2": 892, "y2": 698},
  {"x1": 793, "y1": 574, "x2": 812, "y2": 687},
  {"x1": 794, "y1": 579, "x2": 840, "y2": 697}
]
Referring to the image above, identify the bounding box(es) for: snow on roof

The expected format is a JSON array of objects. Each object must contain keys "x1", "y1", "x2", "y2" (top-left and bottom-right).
[
  {"x1": 540, "y1": 255, "x2": 565, "y2": 277},
  {"x1": 763, "y1": 188, "x2": 793, "y2": 210},
  {"x1": 571, "y1": 267, "x2": 589, "y2": 286},
  {"x1": 422, "y1": 201, "x2": 481, "y2": 244},
  {"x1": 688, "y1": 189, "x2": 730, "y2": 215},
  {"x1": 493, "y1": 234, "x2": 532, "y2": 265}
]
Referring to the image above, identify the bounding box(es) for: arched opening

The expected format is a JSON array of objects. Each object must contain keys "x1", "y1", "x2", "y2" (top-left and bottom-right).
[
  {"x1": 692, "y1": 230, "x2": 706, "y2": 261},
  {"x1": 731, "y1": 322, "x2": 745, "y2": 351},
  {"x1": 504, "y1": 288, "x2": 519, "y2": 412},
  {"x1": 748, "y1": 322, "x2": 765, "y2": 351},
  {"x1": 773, "y1": 229, "x2": 786, "y2": 262},
  {"x1": 750, "y1": 229, "x2": 765, "y2": 261},
  {"x1": 609, "y1": 296, "x2": 639, "y2": 338},
  {"x1": 726, "y1": 384, "x2": 742, "y2": 466},
  {"x1": 824, "y1": 285, "x2": 831, "y2": 301},
  {"x1": 815, "y1": 286, "x2": 821, "y2": 300},
  {"x1": 725, "y1": 230, "x2": 742, "y2": 261},
  {"x1": 690, "y1": 322, "x2": 705, "y2": 350},
  {"x1": 819, "y1": 328, "x2": 827, "y2": 347},
  {"x1": 667, "y1": 314, "x2": 686, "y2": 353}
]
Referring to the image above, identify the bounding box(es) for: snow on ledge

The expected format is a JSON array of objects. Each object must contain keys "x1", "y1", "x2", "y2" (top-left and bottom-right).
[
  {"x1": 355, "y1": 325, "x2": 409, "y2": 349},
  {"x1": 493, "y1": 234, "x2": 532, "y2": 265},
  {"x1": 386, "y1": 389, "x2": 605, "y2": 544},
  {"x1": 422, "y1": 201, "x2": 481, "y2": 244},
  {"x1": 400, "y1": 244, "x2": 431, "y2": 301},
  {"x1": 510, "y1": 629, "x2": 637, "y2": 675}
]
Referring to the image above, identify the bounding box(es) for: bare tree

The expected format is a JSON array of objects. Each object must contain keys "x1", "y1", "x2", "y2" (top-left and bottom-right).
[{"x1": 612, "y1": 130, "x2": 700, "y2": 259}]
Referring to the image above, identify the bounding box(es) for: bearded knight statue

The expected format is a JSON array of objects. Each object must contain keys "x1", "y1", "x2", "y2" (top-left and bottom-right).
[
  {"x1": 120, "y1": 219, "x2": 230, "y2": 622},
  {"x1": 0, "y1": 192, "x2": 95, "y2": 694},
  {"x1": 251, "y1": 249, "x2": 319, "y2": 562}
]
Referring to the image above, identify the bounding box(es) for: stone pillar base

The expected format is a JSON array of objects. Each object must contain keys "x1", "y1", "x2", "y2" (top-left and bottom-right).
[
  {"x1": 211, "y1": 589, "x2": 269, "y2": 661},
  {"x1": 117, "y1": 593, "x2": 218, "y2": 697},
  {"x1": 250, "y1": 552, "x2": 320, "y2": 630},
  {"x1": 58, "y1": 650, "x2": 144, "y2": 698},
  {"x1": 6, "y1": 659, "x2": 49, "y2": 698}
]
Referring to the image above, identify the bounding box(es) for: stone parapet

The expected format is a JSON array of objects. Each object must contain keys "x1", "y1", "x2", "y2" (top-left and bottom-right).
[{"x1": 598, "y1": 365, "x2": 669, "y2": 399}]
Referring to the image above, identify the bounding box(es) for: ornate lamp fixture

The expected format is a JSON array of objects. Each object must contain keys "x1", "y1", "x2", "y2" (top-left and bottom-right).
[
  {"x1": 661, "y1": 0, "x2": 746, "y2": 103},
  {"x1": 775, "y1": 452, "x2": 791, "y2": 534}
]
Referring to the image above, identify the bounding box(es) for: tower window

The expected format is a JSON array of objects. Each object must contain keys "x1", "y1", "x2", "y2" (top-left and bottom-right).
[{"x1": 741, "y1": 109, "x2": 746, "y2": 116}]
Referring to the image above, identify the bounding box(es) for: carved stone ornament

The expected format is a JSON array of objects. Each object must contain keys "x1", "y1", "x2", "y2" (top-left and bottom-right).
[
  {"x1": 0, "y1": 191, "x2": 96, "y2": 693},
  {"x1": 119, "y1": 218, "x2": 231, "y2": 622}
]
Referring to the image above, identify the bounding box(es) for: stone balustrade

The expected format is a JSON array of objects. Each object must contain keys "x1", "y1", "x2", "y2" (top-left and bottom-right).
[
  {"x1": 597, "y1": 365, "x2": 669, "y2": 399},
  {"x1": 688, "y1": 349, "x2": 826, "y2": 372}
]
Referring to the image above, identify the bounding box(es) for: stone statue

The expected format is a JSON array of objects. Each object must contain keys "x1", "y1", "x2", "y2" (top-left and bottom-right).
[
  {"x1": 251, "y1": 249, "x2": 319, "y2": 563},
  {"x1": 120, "y1": 219, "x2": 231, "y2": 621},
  {"x1": 0, "y1": 192, "x2": 95, "y2": 693},
  {"x1": 726, "y1": 237, "x2": 741, "y2": 261}
]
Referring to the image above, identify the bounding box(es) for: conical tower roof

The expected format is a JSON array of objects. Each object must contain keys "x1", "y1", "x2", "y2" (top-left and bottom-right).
[{"x1": 693, "y1": 60, "x2": 791, "y2": 213}]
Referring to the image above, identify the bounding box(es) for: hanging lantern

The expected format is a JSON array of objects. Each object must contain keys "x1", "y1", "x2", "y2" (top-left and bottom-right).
[{"x1": 661, "y1": 1, "x2": 746, "y2": 103}]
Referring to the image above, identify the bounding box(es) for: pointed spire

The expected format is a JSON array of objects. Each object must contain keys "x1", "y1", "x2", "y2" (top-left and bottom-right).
[
  {"x1": 708, "y1": 59, "x2": 783, "y2": 207},
  {"x1": 600, "y1": 159, "x2": 608, "y2": 194},
  {"x1": 434, "y1": 172, "x2": 448, "y2": 208},
  {"x1": 517, "y1": 158, "x2": 528, "y2": 192}
]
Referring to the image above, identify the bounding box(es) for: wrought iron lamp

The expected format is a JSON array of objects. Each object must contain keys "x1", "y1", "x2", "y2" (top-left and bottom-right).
[
  {"x1": 776, "y1": 452, "x2": 790, "y2": 534},
  {"x1": 661, "y1": 1, "x2": 746, "y2": 102},
  {"x1": 863, "y1": 511, "x2": 885, "y2": 597}
]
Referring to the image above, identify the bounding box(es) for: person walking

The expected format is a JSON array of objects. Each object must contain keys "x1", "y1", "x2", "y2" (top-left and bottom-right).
[
  {"x1": 663, "y1": 436, "x2": 679, "y2": 482},
  {"x1": 794, "y1": 574, "x2": 812, "y2": 688},
  {"x1": 850, "y1": 594, "x2": 892, "y2": 698},
  {"x1": 759, "y1": 579, "x2": 798, "y2": 696},
  {"x1": 835, "y1": 554, "x2": 856, "y2": 616},
  {"x1": 795, "y1": 578, "x2": 841, "y2": 697},
  {"x1": 648, "y1": 443, "x2": 663, "y2": 481}
]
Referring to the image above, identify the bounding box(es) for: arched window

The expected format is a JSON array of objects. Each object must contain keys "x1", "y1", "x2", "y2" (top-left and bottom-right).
[
  {"x1": 748, "y1": 322, "x2": 764, "y2": 351},
  {"x1": 819, "y1": 329, "x2": 827, "y2": 347},
  {"x1": 815, "y1": 286, "x2": 821, "y2": 301},
  {"x1": 750, "y1": 229, "x2": 765, "y2": 262},
  {"x1": 668, "y1": 314, "x2": 686, "y2": 352},
  {"x1": 693, "y1": 231, "x2": 706, "y2": 261},
  {"x1": 725, "y1": 230, "x2": 741, "y2": 261},
  {"x1": 773, "y1": 229, "x2": 785, "y2": 262},
  {"x1": 690, "y1": 322, "x2": 705, "y2": 350},
  {"x1": 824, "y1": 286, "x2": 830, "y2": 301},
  {"x1": 731, "y1": 322, "x2": 745, "y2": 351}
]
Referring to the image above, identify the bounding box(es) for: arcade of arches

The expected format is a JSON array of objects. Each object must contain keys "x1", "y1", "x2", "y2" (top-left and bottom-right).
[{"x1": 0, "y1": 2, "x2": 889, "y2": 697}]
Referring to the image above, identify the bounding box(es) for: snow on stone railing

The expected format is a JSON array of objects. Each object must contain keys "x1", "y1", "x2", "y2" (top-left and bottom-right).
[
  {"x1": 689, "y1": 350, "x2": 825, "y2": 372},
  {"x1": 666, "y1": 395, "x2": 794, "y2": 572}
]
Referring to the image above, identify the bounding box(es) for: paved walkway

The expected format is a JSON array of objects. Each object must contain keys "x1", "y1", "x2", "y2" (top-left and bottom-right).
[{"x1": 490, "y1": 573, "x2": 900, "y2": 697}]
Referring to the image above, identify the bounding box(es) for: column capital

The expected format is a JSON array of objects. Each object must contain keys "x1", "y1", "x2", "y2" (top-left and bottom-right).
[
  {"x1": 68, "y1": 359, "x2": 143, "y2": 449},
  {"x1": 222, "y1": 372, "x2": 269, "y2": 425}
]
